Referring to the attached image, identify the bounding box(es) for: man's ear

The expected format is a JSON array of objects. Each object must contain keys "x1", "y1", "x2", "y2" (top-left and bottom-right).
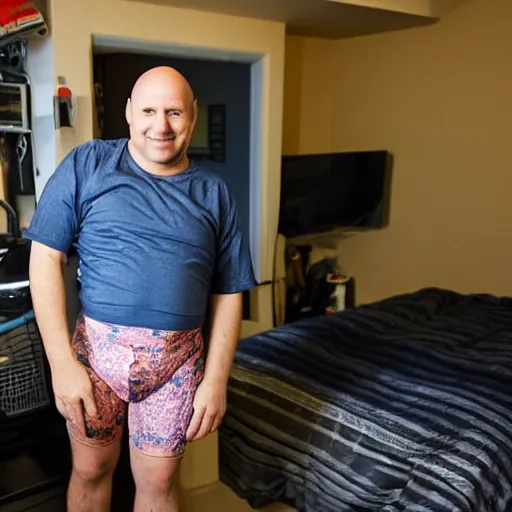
[
  {"x1": 191, "y1": 99, "x2": 198, "y2": 131},
  {"x1": 193, "y1": 99, "x2": 198, "y2": 121},
  {"x1": 125, "y1": 98, "x2": 132, "y2": 125}
]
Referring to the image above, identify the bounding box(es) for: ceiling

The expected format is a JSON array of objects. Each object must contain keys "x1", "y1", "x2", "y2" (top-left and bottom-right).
[{"x1": 119, "y1": 0, "x2": 440, "y2": 39}]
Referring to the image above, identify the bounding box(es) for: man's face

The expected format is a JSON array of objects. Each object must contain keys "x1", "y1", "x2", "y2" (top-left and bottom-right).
[{"x1": 126, "y1": 85, "x2": 196, "y2": 169}]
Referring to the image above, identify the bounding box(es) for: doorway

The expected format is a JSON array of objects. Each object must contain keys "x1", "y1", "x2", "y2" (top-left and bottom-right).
[
  {"x1": 92, "y1": 36, "x2": 267, "y2": 330},
  {"x1": 92, "y1": 50, "x2": 254, "y2": 318}
]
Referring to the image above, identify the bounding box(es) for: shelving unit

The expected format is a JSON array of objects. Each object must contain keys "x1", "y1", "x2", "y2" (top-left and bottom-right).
[{"x1": 0, "y1": 126, "x2": 31, "y2": 134}]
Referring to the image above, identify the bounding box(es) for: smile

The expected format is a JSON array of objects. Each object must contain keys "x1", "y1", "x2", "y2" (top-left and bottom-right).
[{"x1": 148, "y1": 136, "x2": 175, "y2": 142}]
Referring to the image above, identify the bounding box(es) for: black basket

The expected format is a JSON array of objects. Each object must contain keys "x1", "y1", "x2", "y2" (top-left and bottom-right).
[{"x1": 0, "y1": 311, "x2": 51, "y2": 418}]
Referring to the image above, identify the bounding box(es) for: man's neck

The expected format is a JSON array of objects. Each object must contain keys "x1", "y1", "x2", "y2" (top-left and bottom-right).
[{"x1": 127, "y1": 140, "x2": 190, "y2": 177}]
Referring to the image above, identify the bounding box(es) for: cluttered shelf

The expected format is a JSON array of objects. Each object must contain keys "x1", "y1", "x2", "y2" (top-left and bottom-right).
[{"x1": 283, "y1": 243, "x2": 355, "y2": 325}]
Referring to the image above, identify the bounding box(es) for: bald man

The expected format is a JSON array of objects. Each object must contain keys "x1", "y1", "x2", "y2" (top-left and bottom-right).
[{"x1": 24, "y1": 66, "x2": 256, "y2": 511}]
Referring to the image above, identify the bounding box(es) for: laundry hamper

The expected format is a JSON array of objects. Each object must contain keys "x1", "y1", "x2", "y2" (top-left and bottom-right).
[{"x1": 0, "y1": 309, "x2": 51, "y2": 418}]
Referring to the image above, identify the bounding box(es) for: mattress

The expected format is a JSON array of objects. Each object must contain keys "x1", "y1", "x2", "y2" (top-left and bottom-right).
[{"x1": 219, "y1": 288, "x2": 512, "y2": 512}]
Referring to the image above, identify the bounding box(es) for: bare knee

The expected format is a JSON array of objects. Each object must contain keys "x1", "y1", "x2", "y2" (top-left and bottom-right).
[
  {"x1": 73, "y1": 456, "x2": 117, "y2": 485},
  {"x1": 138, "y1": 466, "x2": 178, "y2": 495},
  {"x1": 131, "y1": 446, "x2": 181, "y2": 497},
  {"x1": 71, "y1": 441, "x2": 120, "y2": 486}
]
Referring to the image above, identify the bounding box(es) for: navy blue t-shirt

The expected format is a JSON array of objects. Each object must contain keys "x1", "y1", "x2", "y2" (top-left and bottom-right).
[{"x1": 24, "y1": 138, "x2": 257, "y2": 330}]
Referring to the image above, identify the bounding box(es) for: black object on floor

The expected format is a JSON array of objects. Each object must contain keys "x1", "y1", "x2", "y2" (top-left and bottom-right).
[
  {"x1": 0, "y1": 419, "x2": 71, "y2": 507},
  {"x1": 0, "y1": 436, "x2": 136, "y2": 511}
]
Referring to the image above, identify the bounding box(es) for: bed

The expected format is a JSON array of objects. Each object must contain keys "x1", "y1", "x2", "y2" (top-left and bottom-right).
[{"x1": 218, "y1": 287, "x2": 512, "y2": 512}]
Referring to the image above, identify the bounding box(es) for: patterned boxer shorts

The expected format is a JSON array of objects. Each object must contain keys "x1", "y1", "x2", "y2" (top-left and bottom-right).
[{"x1": 67, "y1": 313, "x2": 205, "y2": 457}]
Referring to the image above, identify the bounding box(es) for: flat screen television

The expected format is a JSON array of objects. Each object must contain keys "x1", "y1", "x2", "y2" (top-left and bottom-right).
[{"x1": 278, "y1": 150, "x2": 392, "y2": 238}]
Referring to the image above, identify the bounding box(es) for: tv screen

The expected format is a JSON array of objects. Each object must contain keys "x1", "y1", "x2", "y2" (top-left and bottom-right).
[{"x1": 278, "y1": 150, "x2": 391, "y2": 238}]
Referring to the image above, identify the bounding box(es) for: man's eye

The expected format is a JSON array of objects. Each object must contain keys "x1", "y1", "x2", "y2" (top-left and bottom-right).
[
  {"x1": 169, "y1": 111, "x2": 181, "y2": 117},
  {"x1": 143, "y1": 109, "x2": 153, "y2": 115}
]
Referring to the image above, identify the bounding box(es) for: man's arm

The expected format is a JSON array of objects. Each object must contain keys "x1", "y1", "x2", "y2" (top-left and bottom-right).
[
  {"x1": 203, "y1": 292, "x2": 242, "y2": 385},
  {"x1": 30, "y1": 242, "x2": 73, "y2": 364},
  {"x1": 186, "y1": 292, "x2": 242, "y2": 441},
  {"x1": 30, "y1": 241, "x2": 97, "y2": 432}
]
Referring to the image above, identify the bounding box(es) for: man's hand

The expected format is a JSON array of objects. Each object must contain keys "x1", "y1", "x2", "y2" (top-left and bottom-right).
[
  {"x1": 51, "y1": 358, "x2": 98, "y2": 436},
  {"x1": 186, "y1": 378, "x2": 227, "y2": 442}
]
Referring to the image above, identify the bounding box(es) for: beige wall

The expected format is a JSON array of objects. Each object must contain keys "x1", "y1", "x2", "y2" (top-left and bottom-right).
[
  {"x1": 283, "y1": 0, "x2": 512, "y2": 305},
  {"x1": 282, "y1": 36, "x2": 337, "y2": 155}
]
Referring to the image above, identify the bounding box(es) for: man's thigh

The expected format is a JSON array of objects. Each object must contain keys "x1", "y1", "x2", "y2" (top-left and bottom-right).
[
  {"x1": 69, "y1": 432, "x2": 122, "y2": 477},
  {"x1": 69, "y1": 313, "x2": 128, "y2": 448},
  {"x1": 127, "y1": 346, "x2": 204, "y2": 458}
]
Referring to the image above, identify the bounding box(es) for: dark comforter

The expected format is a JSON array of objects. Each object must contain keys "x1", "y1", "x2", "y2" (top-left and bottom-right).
[{"x1": 219, "y1": 288, "x2": 512, "y2": 512}]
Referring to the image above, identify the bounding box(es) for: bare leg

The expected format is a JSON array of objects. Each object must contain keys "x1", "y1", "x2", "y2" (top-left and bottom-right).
[
  {"x1": 67, "y1": 435, "x2": 122, "y2": 512},
  {"x1": 127, "y1": 325, "x2": 204, "y2": 511},
  {"x1": 130, "y1": 441, "x2": 182, "y2": 512}
]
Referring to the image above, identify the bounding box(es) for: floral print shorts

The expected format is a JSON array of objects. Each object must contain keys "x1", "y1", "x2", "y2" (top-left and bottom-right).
[{"x1": 68, "y1": 313, "x2": 204, "y2": 457}]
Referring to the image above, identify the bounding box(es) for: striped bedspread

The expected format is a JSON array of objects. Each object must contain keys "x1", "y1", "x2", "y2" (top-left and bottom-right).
[{"x1": 219, "y1": 288, "x2": 512, "y2": 512}]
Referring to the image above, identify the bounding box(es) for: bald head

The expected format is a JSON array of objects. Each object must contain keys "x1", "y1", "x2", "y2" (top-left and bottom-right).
[
  {"x1": 130, "y1": 66, "x2": 195, "y2": 107},
  {"x1": 125, "y1": 66, "x2": 198, "y2": 176}
]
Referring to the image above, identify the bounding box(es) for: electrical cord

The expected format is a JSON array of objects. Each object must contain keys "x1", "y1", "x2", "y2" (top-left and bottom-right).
[{"x1": 250, "y1": 226, "x2": 279, "y2": 329}]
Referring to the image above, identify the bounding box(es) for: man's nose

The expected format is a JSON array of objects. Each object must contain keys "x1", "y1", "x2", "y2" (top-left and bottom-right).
[{"x1": 155, "y1": 113, "x2": 172, "y2": 132}]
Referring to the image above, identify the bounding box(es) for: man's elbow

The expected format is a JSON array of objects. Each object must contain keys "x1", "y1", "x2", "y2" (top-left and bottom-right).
[{"x1": 29, "y1": 241, "x2": 68, "y2": 276}]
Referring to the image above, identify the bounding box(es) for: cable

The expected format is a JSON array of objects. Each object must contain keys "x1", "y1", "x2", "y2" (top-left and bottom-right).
[
  {"x1": 269, "y1": 227, "x2": 279, "y2": 328},
  {"x1": 250, "y1": 228, "x2": 279, "y2": 328}
]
